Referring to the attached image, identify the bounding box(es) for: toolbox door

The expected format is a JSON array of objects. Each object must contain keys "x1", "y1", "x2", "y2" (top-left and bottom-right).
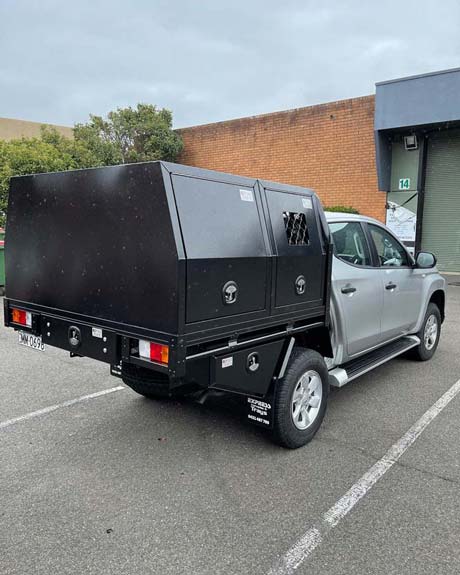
[
  {"x1": 264, "y1": 188, "x2": 325, "y2": 310},
  {"x1": 172, "y1": 175, "x2": 270, "y2": 324}
]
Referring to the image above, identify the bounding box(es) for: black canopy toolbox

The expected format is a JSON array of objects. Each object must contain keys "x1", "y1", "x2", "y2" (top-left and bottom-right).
[{"x1": 4, "y1": 161, "x2": 332, "y2": 404}]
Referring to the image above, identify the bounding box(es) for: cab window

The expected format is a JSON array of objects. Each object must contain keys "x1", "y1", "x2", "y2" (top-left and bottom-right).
[
  {"x1": 369, "y1": 224, "x2": 409, "y2": 267},
  {"x1": 329, "y1": 221, "x2": 371, "y2": 266}
]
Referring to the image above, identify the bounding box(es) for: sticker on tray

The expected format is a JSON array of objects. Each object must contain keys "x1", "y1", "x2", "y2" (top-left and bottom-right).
[
  {"x1": 221, "y1": 356, "x2": 233, "y2": 368},
  {"x1": 240, "y1": 189, "x2": 254, "y2": 202},
  {"x1": 92, "y1": 327, "x2": 103, "y2": 339}
]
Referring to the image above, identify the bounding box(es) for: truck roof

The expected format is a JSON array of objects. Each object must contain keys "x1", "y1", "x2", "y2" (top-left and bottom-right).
[{"x1": 324, "y1": 211, "x2": 382, "y2": 226}]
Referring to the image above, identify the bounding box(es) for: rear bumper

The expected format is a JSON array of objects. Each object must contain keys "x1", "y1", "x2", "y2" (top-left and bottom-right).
[
  {"x1": 3, "y1": 299, "x2": 172, "y2": 378},
  {"x1": 40, "y1": 313, "x2": 120, "y2": 364}
]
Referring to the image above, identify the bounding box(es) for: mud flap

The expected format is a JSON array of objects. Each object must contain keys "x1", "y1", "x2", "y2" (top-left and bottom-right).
[{"x1": 245, "y1": 381, "x2": 277, "y2": 429}]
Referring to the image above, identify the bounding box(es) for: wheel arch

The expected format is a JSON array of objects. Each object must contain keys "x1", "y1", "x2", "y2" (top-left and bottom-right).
[
  {"x1": 293, "y1": 325, "x2": 333, "y2": 359},
  {"x1": 429, "y1": 289, "x2": 445, "y2": 323},
  {"x1": 275, "y1": 326, "x2": 332, "y2": 385}
]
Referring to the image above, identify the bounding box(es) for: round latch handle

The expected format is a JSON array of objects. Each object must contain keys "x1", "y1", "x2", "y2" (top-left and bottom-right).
[
  {"x1": 295, "y1": 275, "x2": 306, "y2": 295},
  {"x1": 246, "y1": 352, "x2": 260, "y2": 373},
  {"x1": 222, "y1": 281, "x2": 238, "y2": 305}
]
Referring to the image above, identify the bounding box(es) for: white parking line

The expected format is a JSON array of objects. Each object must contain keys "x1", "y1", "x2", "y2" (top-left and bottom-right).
[
  {"x1": 268, "y1": 377, "x2": 460, "y2": 575},
  {"x1": 0, "y1": 386, "x2": 124, "y2": 430}
]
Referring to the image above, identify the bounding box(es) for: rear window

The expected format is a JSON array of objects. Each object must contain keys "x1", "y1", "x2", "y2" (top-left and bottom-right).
[{"x1": 329, "y1": 221, "x2": 371, "y2": 266}]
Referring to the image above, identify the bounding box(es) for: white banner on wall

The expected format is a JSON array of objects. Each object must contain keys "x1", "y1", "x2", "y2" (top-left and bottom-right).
[
  {"x1": 386, "y1": 194, "x2": 417, "y2": 255},
  {"x1": 386, "y1": 201, "x2": 416, "y2": 242}
]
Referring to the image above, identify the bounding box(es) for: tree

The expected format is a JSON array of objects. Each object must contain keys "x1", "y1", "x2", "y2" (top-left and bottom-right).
[
  {"x1": 0, "y1": 127, "x2": 102, "y2": 227},
  {"x1": 0, "y1": 104, "x2": 184, "y2": 227},
  {"x1": 74, "y1": 103, "x2": 183, "y2": 165}
]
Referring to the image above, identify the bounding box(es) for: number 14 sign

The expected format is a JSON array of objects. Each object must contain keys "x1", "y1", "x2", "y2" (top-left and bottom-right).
[{"x1": 399, "y1": 178, "x2": 411, "y2": 190}]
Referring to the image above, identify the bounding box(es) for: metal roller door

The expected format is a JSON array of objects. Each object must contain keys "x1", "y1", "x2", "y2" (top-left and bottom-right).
[{"x1": 422, "y1": 131, "x2": 460, "y2": 272}]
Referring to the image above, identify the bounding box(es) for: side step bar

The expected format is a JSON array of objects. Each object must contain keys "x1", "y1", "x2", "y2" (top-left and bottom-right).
[{"x1": 329, "y1": 335, "x2": 420, "y2": 388}]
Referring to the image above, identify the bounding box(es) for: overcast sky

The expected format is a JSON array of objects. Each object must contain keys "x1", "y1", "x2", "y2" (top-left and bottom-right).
[{"x1": 1, "y1": 0, "x2": 459, "y2": 128}]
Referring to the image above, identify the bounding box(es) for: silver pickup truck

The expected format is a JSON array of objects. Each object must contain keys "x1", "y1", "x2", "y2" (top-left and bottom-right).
[{"x1": 3, "y1": 164, "x2": 446, "y2": 449}]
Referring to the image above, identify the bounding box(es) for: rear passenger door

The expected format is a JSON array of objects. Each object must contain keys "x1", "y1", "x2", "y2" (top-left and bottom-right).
[{"x1": 329, "y1": 221, "x2": 384, "y2": 357}]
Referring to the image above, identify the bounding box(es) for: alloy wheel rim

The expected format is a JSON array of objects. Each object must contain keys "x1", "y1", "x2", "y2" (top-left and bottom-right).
[
  {"x1": 291, "y1": 370, "x2": 323, "y2": 430},
  {"x1": 424, "y1": 314, "x2": 438, "y2": 351}
]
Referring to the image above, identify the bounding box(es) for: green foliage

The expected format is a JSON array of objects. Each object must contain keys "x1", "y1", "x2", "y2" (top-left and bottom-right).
[
  {"x1": 323, "y1": 205, "x2": 360, "y2": 214},
  {"x1": 0, "y1": 129, "x2": 100, "y2": 227},
  {"x1": 74, "y1": 103, "x2": 183, "y2": 165},
  {"x1": 0, "y1": 104, "x2": 183, "y2": 227}
]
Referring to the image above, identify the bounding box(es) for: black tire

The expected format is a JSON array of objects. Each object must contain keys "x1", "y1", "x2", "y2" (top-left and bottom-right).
[
  {"x1": 272, "y1": 347, "x2": 329, "y2": 449},
  {"x1": 122, "y1": 363, "x2": 173, "y2": 399},
  {"x1": 410, "y1": 302, "x2": 441, "y2": 361}
]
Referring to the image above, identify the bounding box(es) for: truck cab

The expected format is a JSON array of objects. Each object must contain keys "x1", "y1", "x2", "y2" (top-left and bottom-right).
[{"x1": 326, "y1": 212, "x2": 445, "y2": 385}]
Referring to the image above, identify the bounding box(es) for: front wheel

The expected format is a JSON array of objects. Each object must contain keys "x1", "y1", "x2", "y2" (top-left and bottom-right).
[
  {"x1": 411, "y1": 302, "x2": 441, "y2": 361},
  {"x1": 272, "y1": 347, "x2": 329, "y2": 449}
]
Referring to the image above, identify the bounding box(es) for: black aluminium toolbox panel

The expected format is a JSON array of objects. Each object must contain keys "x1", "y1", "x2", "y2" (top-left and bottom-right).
[
  {"x1": 5, "y1": 162, "x2": 182, "y2": 334},
  {"x1": 261, "y1": 183, "x2": 326, "y2": 312},
  {"x1": 172, "y1": 174, "x2": 270, "y2": 324},
  {"x1": 210, "y1": 339, "x2": 285, "y2": 396},
  {"x1": 5, "y1": 161, "x2": 331, "y2": 350}
]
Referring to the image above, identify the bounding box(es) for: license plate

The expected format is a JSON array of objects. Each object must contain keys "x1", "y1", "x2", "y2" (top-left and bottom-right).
[{"x1": 18, "y1": 331, "x2": 45, "y2": 352}]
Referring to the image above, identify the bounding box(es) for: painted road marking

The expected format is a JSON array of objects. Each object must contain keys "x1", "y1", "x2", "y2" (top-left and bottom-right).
[
  {"x1": 268, "y1": 377, "x2": 460, "y2": 575},
  {"x1": 0, "y1": 386, "x2": 124, "y2": 430}
]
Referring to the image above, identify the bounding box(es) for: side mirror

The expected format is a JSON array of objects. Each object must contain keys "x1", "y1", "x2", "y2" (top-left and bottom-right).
[{"x1": 415, "y1": 251, "x2": 436, "y2": 269}]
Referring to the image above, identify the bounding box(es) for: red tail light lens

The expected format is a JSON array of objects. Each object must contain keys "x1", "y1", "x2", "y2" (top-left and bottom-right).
[
  {"x1": 12, "y1": 308, "x2": 32, "y2": 327},
  {"x1": 139, "y1": 340, "x2": 169, "y2": 365}
]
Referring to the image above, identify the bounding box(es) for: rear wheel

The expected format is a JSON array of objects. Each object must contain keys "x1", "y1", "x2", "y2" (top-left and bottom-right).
[
  {"x1": 272, "y1": 347, "x2": 329, "y2": 449},
  {"x1": 122, "y1": 363, "x2": 175, "y2": 399},
  {"x1": 411, "y1": 302, "x2": 441, "y2": 361}
]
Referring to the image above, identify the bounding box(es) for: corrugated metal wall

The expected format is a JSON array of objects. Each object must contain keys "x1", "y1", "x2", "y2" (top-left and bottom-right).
[{"x1": 422, "y1": 130, "x2": 460, "y2": 272}]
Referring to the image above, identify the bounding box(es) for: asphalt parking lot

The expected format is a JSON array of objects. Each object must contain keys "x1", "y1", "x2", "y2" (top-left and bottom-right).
[{"x1": 1, "y1": 286, "x2": 460, "y2": 575}]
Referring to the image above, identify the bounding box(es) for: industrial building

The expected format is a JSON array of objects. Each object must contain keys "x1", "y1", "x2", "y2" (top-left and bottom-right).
[{"x1": 179, "y1": 68, "x2": 460, "y2": 272}]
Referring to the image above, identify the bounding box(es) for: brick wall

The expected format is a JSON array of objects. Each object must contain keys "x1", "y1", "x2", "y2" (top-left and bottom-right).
[{"x1": 178, "y1": 95, "x2": 385, "y2": 221}]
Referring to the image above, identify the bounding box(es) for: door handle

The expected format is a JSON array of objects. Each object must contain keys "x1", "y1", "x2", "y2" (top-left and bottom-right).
[
  {"x1": 341, "y1": 285, "x2": 357, "y2": 294},
  {"x1": 385, "y1": 282, "x2": 397, "y2": 290}
]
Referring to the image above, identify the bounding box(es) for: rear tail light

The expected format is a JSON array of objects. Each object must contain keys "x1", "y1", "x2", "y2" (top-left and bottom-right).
[
  {"x1": 139, "y1": 340, "x2": 169, "y2": 365},
  {"x1": 11, "y1": 308, "x2": 32, "y2": 327}
]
